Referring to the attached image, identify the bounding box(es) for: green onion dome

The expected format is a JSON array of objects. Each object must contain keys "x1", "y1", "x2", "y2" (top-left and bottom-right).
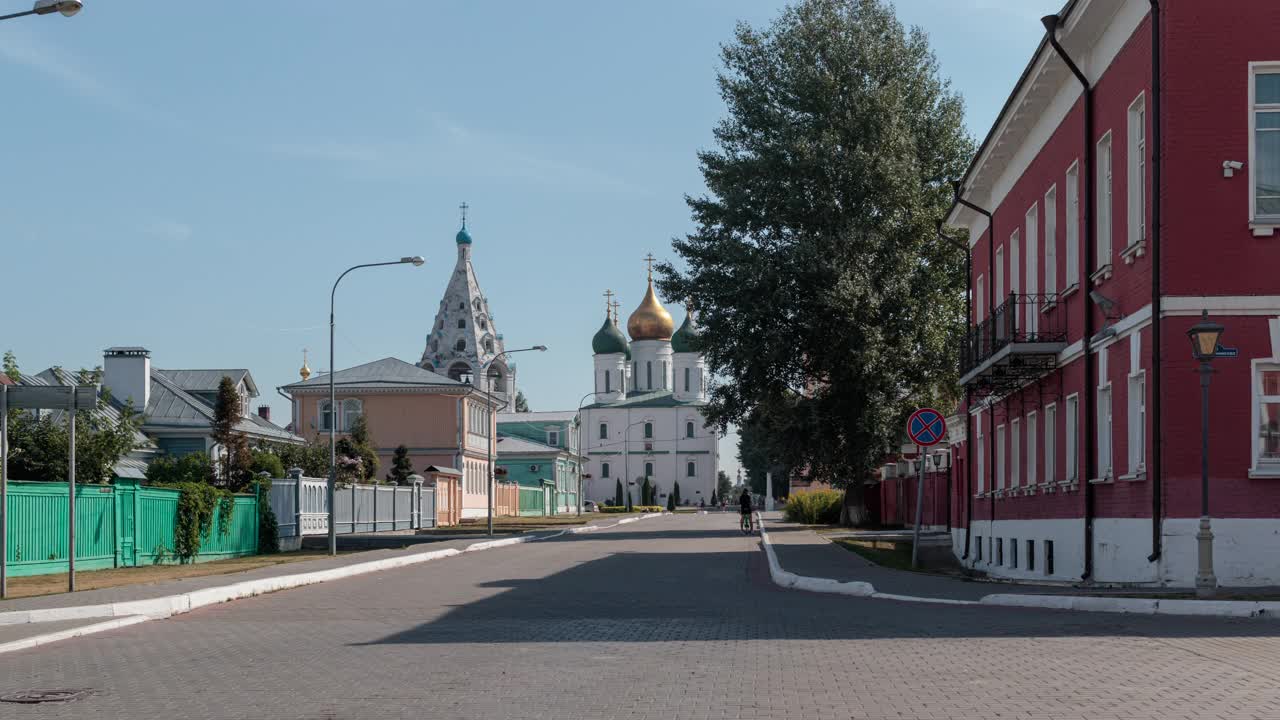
[
  {"x1": 671, "y1": 312, "x2": 700, "y2": 353},
  {"x1": 456, "y1": 225, "x2": 472, "y2": 245},
  {"x1": 592, "y1": 314, "x2": 629, "y2": 355}
]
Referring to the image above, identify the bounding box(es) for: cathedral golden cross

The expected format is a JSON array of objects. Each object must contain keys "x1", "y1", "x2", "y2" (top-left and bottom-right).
[
  {"x1": 643, "y1": 253, "x2": 657, "y2": 280},
  {"x1": 603, "y1": 289, "x2": 614, "y2": 314},
  {"x1": 611, "y1": 299, "x2": 621, "y2": 324}
]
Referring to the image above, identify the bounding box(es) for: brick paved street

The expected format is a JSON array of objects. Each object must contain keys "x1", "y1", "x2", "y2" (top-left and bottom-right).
[{"x1": 3, "y1": 513, "x2": 1280, "y2": 719}]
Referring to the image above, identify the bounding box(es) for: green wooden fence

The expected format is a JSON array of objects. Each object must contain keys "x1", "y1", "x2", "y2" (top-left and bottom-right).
[
  {"x1": 5, "y1": 479, "x2": 259, "y2": 578},
  {"x1": 518, "y1": 485, "x2": 547, "y2": 517}
]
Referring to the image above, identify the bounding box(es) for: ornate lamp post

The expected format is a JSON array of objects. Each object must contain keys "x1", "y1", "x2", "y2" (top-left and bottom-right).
[{"x1": 1187, "y1": 309, "x2": 1224, "y2": 597}]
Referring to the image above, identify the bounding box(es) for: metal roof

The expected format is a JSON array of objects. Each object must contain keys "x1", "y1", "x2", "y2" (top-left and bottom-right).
[
  {"x1": 281, "y1": 357, "x2": 466, "y2": 391},
  {"x1": 584, "y1": 390, "x2": 706, "y2": 410},
  {"x1": 23, "y1": 368, "x2": 155, "y2": 450},
  {"x1": 497, "y1": 410, "x2": 577, "y2": 424},
  {"x1": 495, "y1": 435, "x2": 562, "y2": 455},
  {"x1": 155, "y1": 368, "x2": 257, "y2": 396}
]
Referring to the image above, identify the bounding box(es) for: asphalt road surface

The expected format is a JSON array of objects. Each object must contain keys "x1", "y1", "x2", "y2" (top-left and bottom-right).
[{"x1": 2, "y1": 513, "x2": 1280, "y2": 719}]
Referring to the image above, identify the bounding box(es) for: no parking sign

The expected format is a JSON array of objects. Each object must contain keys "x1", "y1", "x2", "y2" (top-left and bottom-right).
[{"x1": 907, "y1": 408, "x2": 946, "y2": 448}]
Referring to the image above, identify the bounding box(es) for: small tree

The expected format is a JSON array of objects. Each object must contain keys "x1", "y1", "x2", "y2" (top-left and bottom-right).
[
  {"x1": 640, "y1": 477, "x2": 652, "y2": 506},
  {"x1": 3, "y1": 350, "x2": 19, "y2": 383},
  {"x1": 710, "y1": 489, "x2": 718, "y2": 505},
  {"x1": 514, "y1": 390, "x2": 530, "y2": 413},
  {"x1": 249, "y1": 449, "x2": 285, "y2": 479},
  {"x1": 673, "y1": 480, "x2": 682, "y2": 506},
  {"x1": 614, "y1": 479, "x2": 624, "y2": 506},
  {"x1": 666, "y1": 493, "x2": 675, "y2": 511},
  {"x1": 212, "y1": 376, "x2": 253, "y2": 490},
  {"x1": 387, "y1": 444, "x2": 413, "y2": 485},
  {"x1": 346, "y1": 414, "x2": 379, "y2": 481},
  {"x1": 717, "y1": 471, "x2": 733, "y2": 501},
  {"x1": 625, "y1": 489, "x2": 633, "y2": 512}
]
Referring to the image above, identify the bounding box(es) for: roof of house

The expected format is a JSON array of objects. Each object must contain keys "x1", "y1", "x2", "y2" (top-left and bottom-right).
[
  {"x1": 0, "y1": 374, "x2": 12, "y2": 386},
  {"x1": 583, "y1": 390, "x2": 706, "y2": 410},
  {"x1": 495, "y1": 435, "x2": 563, "y2": 456},
  {"x1": 422, "y1": 465, "x2": 462, "y2": 476},
  {"x1": 144, "y1": 370, "x2": 299, "y2": 443},
  {"x1": 497, "y1": 410, "x2": 578, "y2": 424},
  {"x1": 155, "y1": 368, "x2": 257, "y2": 396},
  {"x1": 281, "y1": 357, "x2": 466, "y2": 392},
  {"x1": 23, "y1": 368, "x2": 156, "y2": 451}
]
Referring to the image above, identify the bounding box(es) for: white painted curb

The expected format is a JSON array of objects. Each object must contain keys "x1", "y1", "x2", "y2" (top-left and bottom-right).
[
  {"x1": 758, "y1": 516, "x2": 1280, "y2": 618},
  {"x1": 0, "y1": 512, "x2": 670, "y2": 633},
  {"x1": 0, "y1": 615, "x2": 150, "y2": 656}
]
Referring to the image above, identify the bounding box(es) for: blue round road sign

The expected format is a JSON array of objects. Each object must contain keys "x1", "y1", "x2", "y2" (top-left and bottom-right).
[{"x1": 907, "y1": 408, "x2": 946, "y2": 447}]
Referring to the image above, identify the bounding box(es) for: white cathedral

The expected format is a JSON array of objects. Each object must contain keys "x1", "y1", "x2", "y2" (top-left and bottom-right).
[{"x1": 580, "y1": 268, "x2": 719, "y2": 507}]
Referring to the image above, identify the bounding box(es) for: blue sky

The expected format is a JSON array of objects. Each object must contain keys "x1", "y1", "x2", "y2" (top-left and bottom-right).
[{"x1": 0, "y1": 0, "x2": 1061, "y2": 481}]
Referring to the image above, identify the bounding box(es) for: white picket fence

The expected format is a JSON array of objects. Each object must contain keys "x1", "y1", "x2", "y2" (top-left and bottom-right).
[{"x1": 270, "y1": 471, "x2": 436, "y2": 539}]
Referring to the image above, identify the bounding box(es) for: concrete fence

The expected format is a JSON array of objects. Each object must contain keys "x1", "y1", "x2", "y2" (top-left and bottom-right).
[{"x1": 270, "y1": 472, "x2": 436, "y2": 549}]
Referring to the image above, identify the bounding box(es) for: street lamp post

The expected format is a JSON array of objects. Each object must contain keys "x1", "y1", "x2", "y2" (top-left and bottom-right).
[
  {"x1": 0, "y1": 0, "x2": 82, "y2": 21},
  {"x1": 574, "y1": 390, "x2": 598, "y2": 517},
  {"x1": 328, "y1": 256, "x2": 424, "y2": 556},
  {"x1": 485, "y1": 346, "x2": 547, "y2": 536},
  {"x1": 1188, "y1": 309, "x2": 1225, "y2": 598}
]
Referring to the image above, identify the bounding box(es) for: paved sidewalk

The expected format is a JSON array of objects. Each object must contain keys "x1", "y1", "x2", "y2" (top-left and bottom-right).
[
  {"x1": 0, "y1": 527, "x2": 574, "y2": 614},
  {"x1": 761, "y1": 516, "x2": 1187, "y2": 600}
]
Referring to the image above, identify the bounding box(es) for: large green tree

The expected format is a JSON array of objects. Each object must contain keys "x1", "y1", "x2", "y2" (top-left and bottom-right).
[
  {"x1": 657, "y1": 0, "x2": 971, "y2": 524},
  {"x1": 212, "y1": 376, "x2": 253, "y2": 490}
]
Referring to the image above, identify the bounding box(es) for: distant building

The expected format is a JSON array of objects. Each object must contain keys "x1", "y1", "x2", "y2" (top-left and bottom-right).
[
  {"x1": 281, "y1": 356, "x2": 503, "y2": 519},
  {"x1": 496, "y1": 410, "x2": 584, "y2": 513}
]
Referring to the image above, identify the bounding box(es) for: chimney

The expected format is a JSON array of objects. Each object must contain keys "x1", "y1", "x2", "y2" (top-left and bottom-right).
[
  {"x1": 257, "y1": 405, "x2": 271, "y2": 422},
  {"x1": 102, "y1": 347, "x2": 151, "y2": 411}
]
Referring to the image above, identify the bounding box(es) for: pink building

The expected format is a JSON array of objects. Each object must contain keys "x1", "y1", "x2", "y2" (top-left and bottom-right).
[
  {"x1": 944, "y1": 0, "x2": 1280, "y2": 586},
  {"x1": 281, "y1": 357, "x2": 502, "y2": 519}
]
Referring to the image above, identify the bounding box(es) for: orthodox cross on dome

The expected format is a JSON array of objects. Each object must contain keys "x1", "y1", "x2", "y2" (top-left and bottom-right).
[
  {"x1": 611, "y1": 299, "x2": 621, "y2": 324},
  {"x1": 459, "y1": 201, "x2": 469, "y2": 228},
  {"x1": 603, "y1": 289, "x2": 615, "y2": 314},
  {"x1": 643, "y1": 253, "x2": 657, "y2": 280}
]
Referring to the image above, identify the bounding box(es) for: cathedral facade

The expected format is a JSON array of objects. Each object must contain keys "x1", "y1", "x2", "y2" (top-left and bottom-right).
[
  {"x1": 580, "y1": 270, "x2": 718, "y2": 507},
  {"x1": 417, "y1": 220, "x2": 515, "y2": 408}
]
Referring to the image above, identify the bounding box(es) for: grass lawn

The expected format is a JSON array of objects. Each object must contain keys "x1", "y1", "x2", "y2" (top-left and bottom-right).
[
  {"x1": 832, "y1": 538, "x2": 916, "y2": 571},
  {"x1": 0, "y1": 551, "x2": 357, "y2": 602}
]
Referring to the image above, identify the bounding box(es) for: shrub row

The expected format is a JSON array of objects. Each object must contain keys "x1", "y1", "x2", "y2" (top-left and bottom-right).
[
  {"x1": 783, "y1": 489, "x2": 843, "y2": 525},
  {"x1": 599, "y1": 505, "x2": 664, "y2": 514}
]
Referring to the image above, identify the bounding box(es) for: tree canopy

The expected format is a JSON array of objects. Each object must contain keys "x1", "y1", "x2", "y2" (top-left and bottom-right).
[{"x1": 656, "y1": 0, "x2": 971, "y2": 523}]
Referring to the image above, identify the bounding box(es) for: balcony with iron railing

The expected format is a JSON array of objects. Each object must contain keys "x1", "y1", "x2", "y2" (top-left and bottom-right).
[{"x1": 960, "y1": 293, "x2": 1068, "y2": 395}]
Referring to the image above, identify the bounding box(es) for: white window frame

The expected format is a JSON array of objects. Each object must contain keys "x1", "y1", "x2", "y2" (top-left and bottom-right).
[
  {"x1": 1251, "y1": 360, "x2": 1280, "y2": 477},
  {"x1": 686, "y1": 460, "x2": 696, "y2": 478},
  {"x1": 995, "y1": 246, "x2": 1005, "y2": 303},
  {"x1": 1065, "y1": 161, "x2": 1081, "y2": 289},
  {"x1": 1126, "y1": 93, "x2": 1147, "y2": 254},
  {"x1": 1249, "y1": 62, "x2": 1280, "y2": 229},
  {"x1": 974, "y1": 410, "x2": 986, "y2": 494},
  {"x1": 1009, "y1": 230, "x2": 1021, "y2": 301},
  {"x1": 976, "y1": 274, "x2": 985, "y2": 322},
  {"x1": 1096, "y1": 132, "x2": 1114, "y2": 275},
  {"x1": 1025, "y1": 204, "x2": 1038, "y2": 332},
  {"x1": 1065, "y1": 393, "x2": 1079, "y2": 483},
  {"x1": 1126, "y1": 370, "x2": 1147, "y2": 477},
  {"x1": 1044, "y1": 403, "x2": 1057, "y2": 485},
  {"x1": 1027, "y1": 411, "x2": 1038, "y2": 488},
  {"x1": 1045, "y1": 186, "x2": 1058, "y2": 297},
  {"x1": 1011, "y1": 417, "x2": 1022, "y2": 488},
  {"x1": 996, "y1": 423, "x2": 1007, "y2": 491},
  {"x1": 547, "y1": 430, "x2": 560, "y2": 447},
  {"x1": 685, "y1": 420, "x2": 695, "y2": 439},
  {"x1": 601, "y1": 461, "x2": 611, "y2": 479},
  {"x1": 1097, "y1": 383, "x2": 1113, "y2": 481},
  {"x1": 599, "y1": 422, "x2": 609, "y2": 440}
]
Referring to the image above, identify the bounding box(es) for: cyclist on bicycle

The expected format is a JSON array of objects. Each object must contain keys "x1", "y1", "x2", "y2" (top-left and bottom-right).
[{"x1": 739, "y1": 488, "x2": 753, "y2": 530}]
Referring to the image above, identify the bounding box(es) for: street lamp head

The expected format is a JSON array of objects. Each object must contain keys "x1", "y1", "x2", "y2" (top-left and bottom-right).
[
  {"x1": 1187, "y1": 309, "x2": 1225, "y2": 362},
  {"x1": 401, "y1": 256, "x2": 426, "y2": 267},
  {"x1": 533, "y1": 345, "x2": 548, "y2": 352},
  {"x1": 33, "y1": 0, "x2": 81, "y2": 16}
]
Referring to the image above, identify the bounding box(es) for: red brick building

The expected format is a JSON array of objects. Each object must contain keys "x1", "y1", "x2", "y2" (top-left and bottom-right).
[{"x1": 944, "y1": 0, "x2": 1280, "y2": 586}]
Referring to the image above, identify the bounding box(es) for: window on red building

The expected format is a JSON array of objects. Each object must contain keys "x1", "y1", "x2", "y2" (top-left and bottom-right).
[
  {"x1": 1251, "y1": 65, "x2": 1280, "y2": 223},
  {"x1": 1066, "y1": 161, "x2": 1080, "y2": 287},
  {"x1": 1255, "y1": 366, "x2": 1280, "y2": 473}
]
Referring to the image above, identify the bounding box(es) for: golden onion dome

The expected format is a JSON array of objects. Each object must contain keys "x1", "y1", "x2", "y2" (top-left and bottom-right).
[
  {"x1": 300, "y1": 350, "x2": 312, "y2": 381},
  {"x1": 627, "y1": 279, "x2": 674, "y2": 341}
]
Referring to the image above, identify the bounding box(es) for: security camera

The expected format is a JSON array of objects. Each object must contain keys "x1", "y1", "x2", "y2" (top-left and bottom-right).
[{"x1": 1224, "y1": 160, "x2": 1245, "y2": 178}]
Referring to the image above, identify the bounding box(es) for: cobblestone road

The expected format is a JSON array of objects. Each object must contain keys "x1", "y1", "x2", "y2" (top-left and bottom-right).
[{"x1": 3, "y1": 513, "x2": 1280, "y2": 719}]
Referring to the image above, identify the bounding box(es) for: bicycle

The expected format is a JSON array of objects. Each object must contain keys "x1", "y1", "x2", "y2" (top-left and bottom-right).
[{"x1": 740, "y1": 512, "x2": 754, "y2": 534}]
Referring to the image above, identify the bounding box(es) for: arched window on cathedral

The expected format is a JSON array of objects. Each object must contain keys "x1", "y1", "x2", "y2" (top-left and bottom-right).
[
  {"x1": 644, "y1": 422, "x2": 653, "y2": 439},
  {"x1": 604, "y1": 370, "x2": 611, "y2": 393},
  {"x1": 601, "y1": 462, "x2": 611, "y2": 478},
  {"x1": 644, "y1": 462, "x2": 654, "y2": 478},
  {"x1": 687, "y1": 461, "x2": 696, "y2": 478},
  {"x1": 646, "y1": 362, "x2": 653, "y2": 390},
  {"x1": 599, "y1": 422, "x2": 608, "y2": 439},
  {"x1": 455, "y1": 339, "x2": 466, "y2": 352},
  {"x1": 686, "y1": 421, "x2": 695, "y2": 439},
  {"x1": 484, "y1": 338, "x2": 494, "y2": 353},
  {"x1": 480, "y1": 318, "x2": 487, "y2": 330},
  {"x1": 457, "y1": 319, "x2": 466, "y2": 329},
  {"x1": 447, "y1": 362, "x2": 472, "y2": 383},
  {"x1": 458, "y1": 301, "x2": 466, "y2": 310}
]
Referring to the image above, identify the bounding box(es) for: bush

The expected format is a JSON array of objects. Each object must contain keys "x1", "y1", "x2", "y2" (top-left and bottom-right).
[
  {"x1": 783, "y1": 490, "x2": 843, "y2": 525},
  {"x1": 600, "y1": 505, "x2": 663, "y2": 514},
  {"x1": 250, "y1": 449, "x2": 286, "y2": 479},
  {"x1": 255, "y1": 478, "x2": 280, "y2": 554}
]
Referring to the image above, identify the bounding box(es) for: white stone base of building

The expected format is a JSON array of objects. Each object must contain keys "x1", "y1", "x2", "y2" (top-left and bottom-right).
[{"x1": 950, "y1": 517, "x2": 1280, "y2": 587}]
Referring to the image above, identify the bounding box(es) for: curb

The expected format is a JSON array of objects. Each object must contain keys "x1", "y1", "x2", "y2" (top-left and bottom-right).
[
  {"x1": 0, "y1": 512, "x2": 671, "y2": 633},
  {"x1": 756, "y1": 516, "x2": 1280, "y2": 618},
  {"x1": 0, "y1": 616, "x2": 151, "y2": 656}
]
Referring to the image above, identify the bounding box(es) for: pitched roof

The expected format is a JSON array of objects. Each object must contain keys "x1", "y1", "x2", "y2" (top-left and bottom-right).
[
  {"x1": 281, "y1": 357, "x2": 466, "y2": 392},
  {"x1": 0, "y1": 375, "x2": 12, "y2": 386},
  {"x1": 142, "y1": 371, "x2": 299, "y2": 442},
  {"x1": 495, "y1": 435, "x2": 562, "y2": 455},
  {"x1": 584, "y1": 390, "x2": 706, "y2": 410},
  {"x1": 155, "y1": 368, "x2": 256, "y2": 396},
  {"x1": 24, "y1": 368, "x2": 155, "y2": 451},
  {"x1": 497, "y1": 410, "x2": 577, "y2": 424}
]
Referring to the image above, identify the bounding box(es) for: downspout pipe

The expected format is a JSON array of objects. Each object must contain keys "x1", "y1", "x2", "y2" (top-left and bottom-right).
[
  {"x1": 947, "y1": 189, "x2": 993, "y2": 561},
  {"x1": 1146, "y1": 0, "x2": 1164, "y2": 564},
  {"x1": 938, "y1": 221, "x2": 972, "y2": 556},
  {"x1": 1042, "y1": 13, "x2": 1097, "y2": 581}
]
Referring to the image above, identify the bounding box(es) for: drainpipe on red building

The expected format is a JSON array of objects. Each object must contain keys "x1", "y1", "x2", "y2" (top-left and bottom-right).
[
  {"x1": 1146, "y1": 0, "x2": 1164, "y2": 564},
  {"x1": 937, "y1": 222, "x2": 970, "y2": 552},
  {"x1": 1043, "y1": 13, "x2": 1097, "y2": 581},
  {"x1": 951, "y1": 188, "x2": 996, "y2": 559}
]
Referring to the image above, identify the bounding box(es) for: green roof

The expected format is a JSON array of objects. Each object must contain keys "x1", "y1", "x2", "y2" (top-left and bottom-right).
[
  {"x1": 591, "y1": 315, "x2": 629, "y2": 355},
  {"x1": 671, "y1": 313, "x2": 700, "y2": 353},
  {"x1": 456, "y1": 224, "x2": 472, "y2": 245}
]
